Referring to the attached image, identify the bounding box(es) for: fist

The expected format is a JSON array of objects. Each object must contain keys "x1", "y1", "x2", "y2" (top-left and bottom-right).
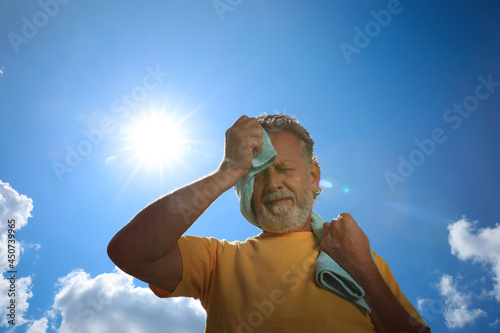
[
  {"x1": 219, "y1": 115, "x2": 264, "y2": 180},
  {"x1": 320, "y1": 213, "x2": 374, "y2": 278}
]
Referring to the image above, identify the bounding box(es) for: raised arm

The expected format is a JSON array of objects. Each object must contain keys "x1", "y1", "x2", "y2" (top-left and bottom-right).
[{"x1": 107, "y1": 115, "x2": 263, "y2": 292}]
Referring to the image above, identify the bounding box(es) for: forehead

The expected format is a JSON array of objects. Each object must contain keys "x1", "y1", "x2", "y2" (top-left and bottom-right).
[{"x1": 269, "y1": 131, "x2": 304, "y2": 163}]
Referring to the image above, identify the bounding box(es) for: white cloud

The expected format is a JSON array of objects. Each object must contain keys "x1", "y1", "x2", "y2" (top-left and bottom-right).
[
  {"x1": 0, "y1": 180, "x2": 205, "y2": 332},
  {"x1": 430, "y1": 217, "x2": 500, "y2": 329},
  {"x1": 0, "y1": 180, "x2": 35, "y2": 328},
  {"x1": 0, "y1": 180, "x2": 34, "y2": 272},
  {"x1": 417, "y1": 298, "x2": 426, "y2": 311},
  {"x1": 26, "y1": 317, "x2": 49, "y2": 333},
  {"x1": 438, "y1": 274, "x2": 487, "y2": 328},
  {"x1": 448, "y1": 217, "x2": 500, "y2": 300},
  {"x1": 40, "y1": 267, "x2": 206, "y2": 333},
  {"x1": 489, "y1": 318, "x2": 500, "y2": 328}
]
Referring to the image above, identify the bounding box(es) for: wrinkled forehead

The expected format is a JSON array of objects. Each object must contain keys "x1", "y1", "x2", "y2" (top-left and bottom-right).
[{"x1": 268, "y1": 132, "x2": 306, "y2": 160}]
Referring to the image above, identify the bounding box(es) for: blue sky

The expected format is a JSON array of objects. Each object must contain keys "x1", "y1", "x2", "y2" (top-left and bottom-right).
[{"x1": 1, "y1": 0, "x2": 500, "y2": 332}]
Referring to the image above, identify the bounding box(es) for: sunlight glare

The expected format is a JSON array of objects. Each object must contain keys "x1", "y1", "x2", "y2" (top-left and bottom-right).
[{"x1": 128, "y1": 112, "x2": 186, "y2": 170}]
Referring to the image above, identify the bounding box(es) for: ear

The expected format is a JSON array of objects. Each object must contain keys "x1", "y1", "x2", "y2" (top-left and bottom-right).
[{"x1": 309, "y1": 161, "x2": 321, "y2": 193}]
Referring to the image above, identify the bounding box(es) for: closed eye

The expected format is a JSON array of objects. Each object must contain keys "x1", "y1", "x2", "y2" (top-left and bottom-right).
[{"x1": 255, "y1": 167, "x2": 294, "y2": 179}]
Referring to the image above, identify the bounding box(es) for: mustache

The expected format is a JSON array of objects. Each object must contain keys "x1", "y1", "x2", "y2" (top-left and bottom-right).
[{"x1": 262, "y1": 191, "x2": 297, "y2": 203}]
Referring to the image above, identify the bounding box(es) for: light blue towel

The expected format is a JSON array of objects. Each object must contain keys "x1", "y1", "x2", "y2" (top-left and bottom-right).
[
  {"x1": 234, "y1": 130, "x2": 371, "y2": 314},
  {"x1": 234, "y1": 131, "x2": 277, "y2": 228}
]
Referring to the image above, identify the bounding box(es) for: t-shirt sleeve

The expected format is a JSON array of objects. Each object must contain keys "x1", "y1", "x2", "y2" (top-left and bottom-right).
[
  {"x1": 149, "y1": 235, "x2": 221, "y2": 308},
  {"x1": 372, "y1": 250, "x2": 430, "y2": 330}
]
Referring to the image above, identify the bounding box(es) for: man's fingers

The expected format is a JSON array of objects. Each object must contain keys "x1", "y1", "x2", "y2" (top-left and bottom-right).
[
  {"x1": 336, "y1": 213, "x2": 358, "y2": 227},
  {"x1": 232, "y1": 117, "x2": 263, "y2": 139},
  {"x1": 233, "y1": 115, "x2": 250, "y2": 126},
  {"x1": 338, "y1": 212, "x2": 353, "y2": 220},
  {"x1": 236, "y1": 136, "x2": 263, "y2": 155},
  {"x1": 323, "y1": 222, "x2": 330, "y2": 234},
  {"x1": 252, "y1": 142, "x2": 263, "y2": 157},
  {"x1": 220, "y1": 115, "x2": 265, "y2": 178},
  {"x1": 235, "y1": 116, "x2": 261, "y2": 131},
  {"x1": 235, "y1": 117, "x2": 263, "y2": 157}
]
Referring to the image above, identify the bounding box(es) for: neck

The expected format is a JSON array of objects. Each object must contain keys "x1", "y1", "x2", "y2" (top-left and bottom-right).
[
  {"x1": 262, "y1": 218, "x2": 312, "y2": 233},
  {"x1": 296, "y1": 218, "x2": 312, "y2": 232}
]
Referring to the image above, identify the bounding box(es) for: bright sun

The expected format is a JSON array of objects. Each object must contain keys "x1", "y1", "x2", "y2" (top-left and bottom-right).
[{"x1": 126, "y1": 112, "x2": 187, "y2": 171}]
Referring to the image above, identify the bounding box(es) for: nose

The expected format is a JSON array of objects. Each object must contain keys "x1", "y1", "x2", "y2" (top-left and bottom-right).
[{"x1": 263, "y1": 167, "x2": 284, "y2": 192}]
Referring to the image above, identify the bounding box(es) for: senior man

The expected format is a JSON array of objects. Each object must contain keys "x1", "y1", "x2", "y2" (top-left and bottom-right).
[{"x1": 108, "y1": 114, "x2": 430, "y2": 332}]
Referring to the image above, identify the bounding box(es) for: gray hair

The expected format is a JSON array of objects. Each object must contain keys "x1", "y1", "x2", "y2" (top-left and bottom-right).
[{"x1": 256, "y1": 113, "x2": 322, "y2": 199}]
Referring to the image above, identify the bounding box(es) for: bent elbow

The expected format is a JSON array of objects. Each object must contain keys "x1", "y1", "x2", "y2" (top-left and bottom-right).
[{"x1": 107, "y1": 236, "x2": 127, "y2": 270}]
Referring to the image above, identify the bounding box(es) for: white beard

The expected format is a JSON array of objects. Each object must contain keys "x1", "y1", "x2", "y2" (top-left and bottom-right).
[{"x1": 254, "y1": 187, "x2": 313, "y2": 234}]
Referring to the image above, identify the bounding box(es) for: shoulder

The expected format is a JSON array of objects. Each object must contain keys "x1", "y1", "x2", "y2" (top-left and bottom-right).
[
  {"x1": 179, "y1": 235, "x2": 250, "y2": 252},
  {"x1": 370, "y1": 249, "x2": 404, "y2": 295},
  {"x1": 371, "y1": 250, "x2": 393, "y2": 277},
  {"x1": 180, "y1": 235, "x2": 247, "y2": 244},
  {"x1": 371, "y1": 249, "x2": 385, "y2": 266}
]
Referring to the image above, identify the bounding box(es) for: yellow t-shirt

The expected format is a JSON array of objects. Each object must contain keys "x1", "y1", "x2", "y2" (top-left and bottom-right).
[{"x1": 150, "y1": 232, "x2": 428, "y2": 332}]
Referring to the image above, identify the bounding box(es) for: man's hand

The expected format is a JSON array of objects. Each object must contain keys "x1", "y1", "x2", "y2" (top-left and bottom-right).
[
  {"x1": 218, "y1": 115, "x2": 264, "y2": 181},
  {"x1": 320, "y1": 212, "x2": 377, "y2": 280}
]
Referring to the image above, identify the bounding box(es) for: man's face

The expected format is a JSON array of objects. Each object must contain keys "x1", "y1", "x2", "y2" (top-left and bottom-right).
[{"x1": 252, "y1": 131, "x2": 320, "y2": 233}]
